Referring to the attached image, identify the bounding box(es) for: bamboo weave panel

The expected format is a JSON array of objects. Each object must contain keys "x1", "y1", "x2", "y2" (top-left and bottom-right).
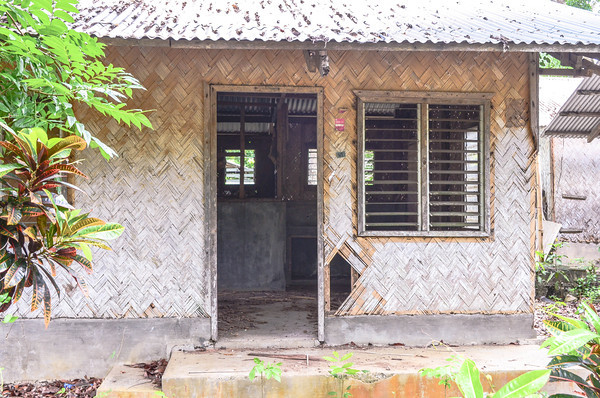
[
  {"x1": 16, "y1": 48, "x2": 534, "y2": 318},
  {"x1": 552, "y1": 137, "x2": 600, "y2": 244}
]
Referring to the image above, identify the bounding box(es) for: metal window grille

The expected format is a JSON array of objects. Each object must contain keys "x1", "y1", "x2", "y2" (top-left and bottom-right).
[
  {"x1": 360, "y1": 100, "x2": 487, "y2": 235},
  {"x1": 225, "y1": 149, "x2": 255, "y2": 186},
  {"x1": 364, "y1": 103, "x2": 420, "y2": 231},
  {"x1": 307, "y1": 148, "x2": 318, "y2": 185}
]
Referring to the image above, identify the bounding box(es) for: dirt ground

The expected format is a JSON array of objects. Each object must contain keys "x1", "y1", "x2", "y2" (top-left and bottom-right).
[
  {"x1": 1, "y1": 360, "x2": 166, "y2": 398},
  {"x1": 1, "y1": 378, "x2": 102, "y2": 398},
  {"x1": 533, "y1": 298, "x2": 581, "y2": 338}
]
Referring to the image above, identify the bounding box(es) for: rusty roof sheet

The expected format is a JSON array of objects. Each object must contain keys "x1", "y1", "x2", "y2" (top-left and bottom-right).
[
  {"x1": 72, "y1": 0, "x2": 600, "y2": 48},
  {"x1": 545, "y1": 74, "x2": 600, "y2": 139}
]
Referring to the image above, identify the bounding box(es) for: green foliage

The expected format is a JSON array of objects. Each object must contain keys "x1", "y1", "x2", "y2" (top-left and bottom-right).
[
  {"x1": 324, "y1": 351, "x2": 368, "y2": 398},
  {"x1": 566, "y1": 0, "x2": 595, "y2": 10},
  {"x1": 539, "y1": 53, "x2": 572, "y2": 70},
  {"x1": 420, "y1": 356, "x2": 550, "y2": 398},
  {"x1": 0, "y1": 126, "x2": 123, "y2": 326},
  {"x1": 248, "y1": 358, "x2": 282, "y2": 398},
  {"x1": 536, "y1": 242, "x2": 570, "y2": 298},
  {"x1": 419, "y1": 355, "x2": 463, "y2": 390},
  {"x1": 0, "y1": 0, "x2": 151, "y2": 160},
  {"x1": 543, "y1": 302, "x2": 600, "y2": 397},
  {"x1": 0, "y1": 291, "x2": 16, "y2": 323},
  {"x1": 249, "y1": 357, "x2": 282, "y2": 383},
  {"x1": 570, "y1": 265, "x2": 600, "y2": 302}
]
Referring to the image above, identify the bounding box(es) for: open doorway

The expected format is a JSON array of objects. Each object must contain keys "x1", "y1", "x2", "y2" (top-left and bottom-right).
[{"x1": 214, "y1": 90, "x2": 321, "y2": 345}]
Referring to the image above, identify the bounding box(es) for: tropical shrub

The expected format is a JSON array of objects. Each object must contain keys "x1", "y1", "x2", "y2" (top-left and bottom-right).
[
  {"x1": 324, "y1": 351, "x2": 369, "y2": 398},
  {"x1": 249, "y1": 357, "x2": 282, "y2": 398},
  {"x1": 0, "y1": 126, "x2": 123, "y2": 326},
  {"x1": 0, "y1": 0, "x2": 150, "y2": 324},
  {"x1": 420, "y1": 356, "x2": 550, "y2": 398},
  {"x1": 543, "y1": 302, "x2": 600, "y2": 397}
]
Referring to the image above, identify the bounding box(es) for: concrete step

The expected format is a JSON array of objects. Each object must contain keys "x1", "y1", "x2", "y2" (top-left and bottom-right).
[
  {"x1": 97, "y1": 364, "x2": 163, "y2": 398},
  {"x1": 161, "y1": 344, "x2": 576, "y2": 398}
]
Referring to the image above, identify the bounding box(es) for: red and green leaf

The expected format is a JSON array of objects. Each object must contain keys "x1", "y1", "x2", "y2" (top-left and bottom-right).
[
  {"x1": 47, "y1": 135, "x2": 87, "y2": 158},
  {"x1": 53, "y1": 164, "x2": 87, "y2": 178},
  {"x1": 72, "y1": 254, "x2": 92, "y2": 273},
  {"x1": 3, "y1": 260, "x2": 26, "y2": 288},
  {"x1": 74, "y1": 223, "x2": 124, "y2": 240}
]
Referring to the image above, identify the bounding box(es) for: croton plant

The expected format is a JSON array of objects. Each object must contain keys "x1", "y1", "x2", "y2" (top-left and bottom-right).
[{"x1": 0, "y1": 124, "x2": 123, "y2": 326}]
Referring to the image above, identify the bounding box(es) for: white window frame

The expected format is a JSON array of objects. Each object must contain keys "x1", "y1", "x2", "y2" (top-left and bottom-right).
[{"x1": 355, "y1": 90, "x2": 492, "y2": 238}]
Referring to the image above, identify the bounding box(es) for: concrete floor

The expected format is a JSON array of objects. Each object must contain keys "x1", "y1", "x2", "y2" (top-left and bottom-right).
[{"x1": 217, "y1": 288, "x2": 319, "y2": 349}]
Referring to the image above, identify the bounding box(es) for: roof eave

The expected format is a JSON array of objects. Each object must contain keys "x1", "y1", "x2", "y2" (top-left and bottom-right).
[{"x1": 99, "y1": 37, "x2": 600, "y2": 53}]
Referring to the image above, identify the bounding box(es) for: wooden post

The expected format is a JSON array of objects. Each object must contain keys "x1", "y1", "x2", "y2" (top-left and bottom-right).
[
  {"x1": 316, "y1": 88, "x2": 325, "y2": 341},
  {"x1": 239, "y1": 107, "x2": 246, "y2": 199},
  {"x1": 529, "y1": 53, "x2": 539, "y2": 149},
  {"x1": 536, "y1": 153, "x2": 544, "y2": 254},
  {"x1": 205, "y1": 82, "x2": 218, "y2": 341},
  {"x1": 276, "y1": 97, "x2": 288, "y2": 198}
]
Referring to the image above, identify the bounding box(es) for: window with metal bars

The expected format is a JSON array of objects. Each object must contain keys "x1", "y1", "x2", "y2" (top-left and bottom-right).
[{"x1": 357, "y1": 92, "x2": 490, "y2": 237}]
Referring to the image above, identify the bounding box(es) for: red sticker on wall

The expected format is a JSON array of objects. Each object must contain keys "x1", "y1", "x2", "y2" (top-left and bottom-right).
[{"x1": 335, "y1": 118, "x2": 345, "y2": 131}]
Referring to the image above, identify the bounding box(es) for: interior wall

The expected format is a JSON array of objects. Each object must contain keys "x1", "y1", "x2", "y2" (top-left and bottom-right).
[
  {"x1": 216, "y1": 106, "x2": 317, "y2": 290},
  {"x1": 217, "y1": 201, "x2": 286, "y2": 290},
  {"x1": 26, "y1": 47, "x2": 534, "y2": 320}
]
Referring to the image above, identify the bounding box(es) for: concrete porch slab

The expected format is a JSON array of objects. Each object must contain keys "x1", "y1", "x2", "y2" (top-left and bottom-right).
[
  {"x1": 162, "y1": 345, "x2": 574, "y2": 398},
  {"x1": 97, "y1": 364, "x2": 162, "y2": 398}
]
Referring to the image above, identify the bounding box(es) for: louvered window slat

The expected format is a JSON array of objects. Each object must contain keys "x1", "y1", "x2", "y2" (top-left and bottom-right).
[
  {"x1": 428, "y1": 104, "x2": 483, "y2": 231},
  {"x1": 364, "y1": 103, "x2": 420, "y2": 231}
]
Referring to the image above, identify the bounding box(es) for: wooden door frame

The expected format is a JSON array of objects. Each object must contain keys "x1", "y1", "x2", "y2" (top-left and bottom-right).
[{"x1": 205, "y1": 84, "x2": 325, "y2": 341}]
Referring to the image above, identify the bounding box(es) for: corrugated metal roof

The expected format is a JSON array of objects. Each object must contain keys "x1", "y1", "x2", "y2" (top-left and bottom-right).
[
  {"x1": 539, "y1": 76, "x2": 583, "y2": 127},
  {"x1": 73, "y1": 0, "x2": 600, "y2": 48},
  {"x1": 544, "y1": 74, "x2": 600, "y2": 139},
  {"x1": 216, "y1": 93, "x2": 317, "y2": 133}
]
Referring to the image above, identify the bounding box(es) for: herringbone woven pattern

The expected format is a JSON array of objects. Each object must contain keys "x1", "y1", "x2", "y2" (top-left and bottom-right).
[
  {"x1": 553, "y1": 137, "x2": 600, "y2": 243},
  {"x1": 16, "y1": 48, "x2": 534, "y2": 318}
]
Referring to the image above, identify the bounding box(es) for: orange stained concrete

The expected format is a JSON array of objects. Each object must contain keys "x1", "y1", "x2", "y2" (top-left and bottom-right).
[{"x1": 159, "y1": 345, "x2": 576, "y2": 397}]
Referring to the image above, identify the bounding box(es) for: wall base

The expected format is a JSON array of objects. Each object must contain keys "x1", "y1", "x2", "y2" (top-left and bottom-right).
[
  {"x1": 1, "y1": 317, "x2": 210, "y2": 383},
  {"x1": 324, "y1": 313, "x2": 535, "y2": 346}
]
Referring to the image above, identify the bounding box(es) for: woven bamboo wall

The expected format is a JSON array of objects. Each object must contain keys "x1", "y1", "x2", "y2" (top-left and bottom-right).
[
  {"x1": 552, "y1": 137, "x2": 600, "y2": 244},
  {"x1": 18, "y1": 47, "x2": 535, "y2": 319}
]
